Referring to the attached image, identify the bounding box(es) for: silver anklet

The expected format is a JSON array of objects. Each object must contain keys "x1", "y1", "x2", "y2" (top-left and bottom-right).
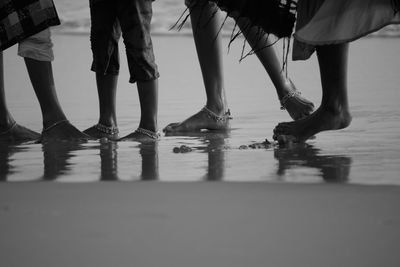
[
  {"x1": 135, "y1": 127, "x2": 160, "y2": 140},
  {"x1": 280, "y1": 91, "x2": 301, "y2": 110},
  {"x1": 42, "y1": 119, "x2": 69, "y2": 133},
  {"x1": 202, "y1": 106, "x2": 232, "y2": 122},
  {"x1": 95, "y1": 123, "x2": 119, "y2": 135},
  {"x1": 0, "y1": 121, "x2": 17, "y2": 135}
]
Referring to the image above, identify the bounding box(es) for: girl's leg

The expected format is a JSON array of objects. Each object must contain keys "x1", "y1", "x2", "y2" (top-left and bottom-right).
[
  {"x1": 273, "y1": 43, "x2": 352, "y2": 143},
  {"x1": 120, "y1": 79, "x2": 159, "y2": 141},
  {"x1": 115, "y1": 0, "x2": 159, "y2": 141},
  {"x1": 24, "y1": 58, "x2": 88, "y2": 140},
  {"x1": 163, "y1": 1, "x2": 230, "y2": 132},
  {"x1": 0, "y1": 52, "x2": 40, "y2": 142},
  {"x1": 0, "y1": 52, "x2": 14, "y2": 130},
  {"x1": 83, "y1": 73, "x2": 119, "y2": 140},
  {"x1": 237, "y1": 18, "x2": 314, "y2": 120},
  {"x1": 84, "y1": 1, "x2": 120, "y2": 140}
]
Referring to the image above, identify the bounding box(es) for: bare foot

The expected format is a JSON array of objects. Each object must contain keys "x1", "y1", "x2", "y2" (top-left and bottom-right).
[
  {"x1": 119, "y1": 128, "x2": 160, "y2": 143},
  {"x1": 273, "y1": 106, "x2": 352, "y2": 144},
  {"x1": 280, "y1": 81, "x2": 314, "y2": 120},
  {"x1": 83, "y1": 124, "x2": 119, "y2": 141},
  {"x1": 0, "y1": 123, "x2": 40, "y2": 143},
  {"x1": 163, "y1": 107, "x2": 232, "y2": 132},
  {"x1": 40, "y1": 120, "x2": 90, "y2": 142}
]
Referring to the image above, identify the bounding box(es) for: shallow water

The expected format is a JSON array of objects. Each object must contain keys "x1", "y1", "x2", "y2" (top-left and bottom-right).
[{"x1": 1, "y1": 35, "x2": 400, "y2": 185}]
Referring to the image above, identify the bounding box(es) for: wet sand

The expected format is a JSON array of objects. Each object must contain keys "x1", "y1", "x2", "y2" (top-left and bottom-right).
[{"x1": 1, "y1": 182, "x2": 400, "y2": 267}]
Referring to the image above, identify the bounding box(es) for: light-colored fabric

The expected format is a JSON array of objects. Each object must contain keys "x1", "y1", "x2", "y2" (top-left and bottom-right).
[
  {"x1": 293, "y1": 0, "x2": 400, "y2": 60},
  {"x1": 18, "y1": 28, "x2": 54, "y2": 61}
]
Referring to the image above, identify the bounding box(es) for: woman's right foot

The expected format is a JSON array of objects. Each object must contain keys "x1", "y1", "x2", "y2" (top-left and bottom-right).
[
  {"x1": 83, "y1": 123, "x2": 119, "y2": 141},
  {"x1": 0, "y1": 122, "x2": 40, "y2": 143},
  {"x1": 163, "y1": 106, "x2": 232, "y2": 132},
  {"x1": 273, "y1": 105, "x2": 352, "y2": 144}
]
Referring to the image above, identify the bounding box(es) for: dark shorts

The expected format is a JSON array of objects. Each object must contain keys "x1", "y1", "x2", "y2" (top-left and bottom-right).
[{"x1": 89, "y1": 0, "x2": 159, "y2": 83}]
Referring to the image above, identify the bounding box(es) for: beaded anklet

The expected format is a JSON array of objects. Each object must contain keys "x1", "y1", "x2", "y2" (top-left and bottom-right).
[
  {"x1": 95, "y1": 123, "x2": 119, "y2": 135},
  {"x1": 201, "y1": 106, "x2": 232, "y2": 122},
  {"x1": 0, "y1": 121, "x2": 17, "y2": 135},
  {"x1": 134, "y1": 127, "x2": 160, "y2": 140},
  {"x1": 280, "y1": 91, "x2": 301, "y2": 110},
  {"x1": 42, "y1": 119, "x2": 69, "y2": 133}
]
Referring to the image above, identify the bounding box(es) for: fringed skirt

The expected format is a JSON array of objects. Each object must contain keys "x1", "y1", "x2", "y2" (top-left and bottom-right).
[
  {"x1": 293, "y1": 0, "x2": 400, "y2": 60},
  {"x1": 0, "y1": 0, "x2": 60, "y2": 51},
  {"x1": 206, "y1": 0, "x2": 298, "y2": 38}
]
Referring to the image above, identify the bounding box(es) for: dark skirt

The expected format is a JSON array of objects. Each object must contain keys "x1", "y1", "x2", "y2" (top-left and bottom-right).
[{"x1": 0, "y1": 0, "x2": 60, "y2": 51}]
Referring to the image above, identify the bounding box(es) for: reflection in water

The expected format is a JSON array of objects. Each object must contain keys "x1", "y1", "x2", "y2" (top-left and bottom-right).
[
  {"x1": 0, "y1": 142, "x2": 26, "y2": 181},
  {"x1": 42, "y1": 140, "x2": 85, "y2": 180},
  {"x1": 167, "y1": 131, "x2": 229, "y2": 181},
  {"x1": 274, "y1": 143, "x2": 352, "y2": 183},
  {"x1": 99, "y1": 141, "x2": 119, "y2": 181},
  {"x1": 139, "y1": 142, "x2": 159, "y2": 181}
]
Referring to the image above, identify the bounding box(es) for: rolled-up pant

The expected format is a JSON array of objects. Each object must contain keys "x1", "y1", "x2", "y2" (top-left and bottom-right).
[
  {"x1": 18, "y1": 28, "x2": 54, "y2": 61},
  {"x1": 90, "y1": 0, "x2": 159, "y2": 83}
]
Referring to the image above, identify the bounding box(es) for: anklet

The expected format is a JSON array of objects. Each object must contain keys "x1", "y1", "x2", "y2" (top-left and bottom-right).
[
  {"x1": 280, "y1": 91, "x2": 301, "y2": 110},
  {"x1": 95, "y1": 123, "x2": 119, "y2": 135},
  {"x1": 42, "y1": 119, "x2": 69, "y2": 133},
  {"x1": 202, "y1": 106, "x2": 232, "y2": 122},
  {"x1": 0, "y1": 121, "x2": 17, "y2": 135},
  {"x1": 135, "y1": 127, "x2": 160, "y2": 140}
]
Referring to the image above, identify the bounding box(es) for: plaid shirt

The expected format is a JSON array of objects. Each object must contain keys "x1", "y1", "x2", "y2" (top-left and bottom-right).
[{"x1": 0, "y1": 0, "x2": 60, "y2": 50}]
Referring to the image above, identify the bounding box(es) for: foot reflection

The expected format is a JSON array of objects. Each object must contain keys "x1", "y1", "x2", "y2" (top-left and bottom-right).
[
  {"x1": 42, "y1": 140, "x2": 85, "y2": 180},
  {"x1": 274, "y1": 143, "x2": 352, "y2": 183},
  {"x1": 99, "y1": 141, "x2": 119, "y2": 181},
  {"x1": 166, "y1": 131, "x2": 228, "y2": 181},
  {"x1": 139, "y1": 142, "x2": 159, "y2": 181},
  {"x1": 0, "y1": 142, "x2": 26, "y2": 181}
]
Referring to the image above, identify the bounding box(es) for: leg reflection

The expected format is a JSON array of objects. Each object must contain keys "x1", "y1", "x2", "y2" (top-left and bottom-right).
[
  {"x1": 42, "y1": 140, "x2": 83, "y2": 180},
  {"x1": 0, "y1": 143, "x2": 25, "y2": 181},
  {"x1": 274, "y1": 143, "x2": 352, "y2": 183},
  {"x1": 166, "y1": 131, "x2": 228, "y2": 181},
  {"x1": 99, "y1": 141, "x2": 119, "y2": 181},
  {"x1": 139, "y1": 142, "x2": 159, "y2": 181}
]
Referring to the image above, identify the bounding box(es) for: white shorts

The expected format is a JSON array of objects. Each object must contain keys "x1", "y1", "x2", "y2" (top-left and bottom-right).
[{"x1": 18, "y1": 28, "x2": 54, "y2": 61}]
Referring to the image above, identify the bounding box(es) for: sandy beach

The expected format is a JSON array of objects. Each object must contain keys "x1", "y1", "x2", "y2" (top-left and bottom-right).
[
  {"x1": 1, "y1": 182, "x2": 400, "y2": 267},
  {"x1": 1, "y1": 33, "x2": 400, "y2": 266}
]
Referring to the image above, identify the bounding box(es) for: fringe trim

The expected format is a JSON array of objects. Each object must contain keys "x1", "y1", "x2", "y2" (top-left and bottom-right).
[{"x1": 171, "y1": 0, "x2": 296, "y2": 74}]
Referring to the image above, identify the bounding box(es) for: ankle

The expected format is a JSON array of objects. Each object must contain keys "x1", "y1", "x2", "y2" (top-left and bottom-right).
[
  {"x1": 43, "y1": 115, "x2": 68, "y2": 129},
  {"x1": 98, "y1": 117, "x2": 117, "y2": 128},
  {"x1": 205, "y1": 101, "x2": 226, "y2": 115},
  {"x1": 0, "y1": 117, "x2": 16, "y2": 131},
  {"x1": 139, "y1": 120, "x2": 158, "y2": 133}
]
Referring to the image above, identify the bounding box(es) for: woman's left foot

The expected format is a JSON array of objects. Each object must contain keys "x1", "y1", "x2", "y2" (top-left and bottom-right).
[
  {"x1": 41, "y1": 120, "x2": 90, "y2": 142},
  {"x1": 280, "y1": 80, "x2": 314, "y2": 120},
  {"x1": 119, "y1": 127, "x2": 160, "y2": 142}
]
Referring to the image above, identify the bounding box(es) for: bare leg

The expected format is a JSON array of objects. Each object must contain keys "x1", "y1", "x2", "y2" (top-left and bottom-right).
[
  {"x1": 0, "y1": 52, "x2": 40, "y2": 142},
  {"x1": 237, "y1": 18, "x2": 314, "y2": 120},
  {"x1": 120, "y1": 79, "x2": 159, "y2": 141},
  {"x1": 24, "y1": 58, "x2": 88, "y2": 141},
  {"x1": 163, "y1": 2, "x2": 230, "y2": 132},
  {"x1": 0, "y1": 59, "x2": 40, "y2": 142},
  {"x1": 273, "y1": 43, "x2": 352, "y2": 143},
  {"x1": 83, "y1": 73, "x2": 119, "y2": 140}
]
